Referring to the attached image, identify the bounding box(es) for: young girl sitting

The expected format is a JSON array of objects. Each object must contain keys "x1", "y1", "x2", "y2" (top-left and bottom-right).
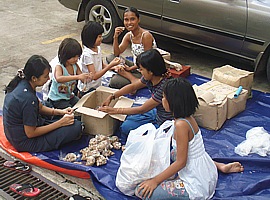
[
  {"x1": 48, "y1": 38, "x2": 91, "y2": 109},
  {"x1": 78, "y1": 21, "x2": 120, "y2": 97},
  {"x1": 135, "y1": 77, "x2": 218, "y2": 200}
]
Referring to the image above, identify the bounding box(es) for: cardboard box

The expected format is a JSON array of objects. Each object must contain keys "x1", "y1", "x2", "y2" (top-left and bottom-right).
[
  {"x1": 73, "y1": 86, "x2": 134, "y2": 136},
  {"x1": 212, "y1": 65, "x2": 254, "y2": 97},
  {"x1": 169, "y1": 65, "x2": 191, "y2": 78},
  {"x1": 198, "y1": 80, "x2": 248, "y2": 119},
  {"x1": 193, "y1": 85, "x2": 227, "y2": 130}
]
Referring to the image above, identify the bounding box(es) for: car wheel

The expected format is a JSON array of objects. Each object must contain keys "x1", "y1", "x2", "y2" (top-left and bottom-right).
[
  {"x1": 85, "y1": 0, "x2": 121, "y2": 43},
  {"x1": 267, "y1": 55, "x2": 270, "y2": 83}
]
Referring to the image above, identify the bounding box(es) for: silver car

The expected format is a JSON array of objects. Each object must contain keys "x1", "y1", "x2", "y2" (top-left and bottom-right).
[{"x1": 58, "y1": 0, "x2": 270, "y2": 81}]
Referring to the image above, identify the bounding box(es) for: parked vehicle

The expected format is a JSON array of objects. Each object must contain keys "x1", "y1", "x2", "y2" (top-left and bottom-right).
[{"x1": 58, "y1": 0, "x2": 270, "y2": 81}]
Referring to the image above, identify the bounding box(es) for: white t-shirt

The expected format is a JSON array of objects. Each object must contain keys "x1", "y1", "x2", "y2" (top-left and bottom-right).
[{"x1": 78, "y1": 46, "x2": 102, "y2": 92}]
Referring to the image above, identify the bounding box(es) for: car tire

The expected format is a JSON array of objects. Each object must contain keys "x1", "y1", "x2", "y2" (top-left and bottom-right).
[{"x1": 85, "y1": 0, "x2": 121, "y2": 43}]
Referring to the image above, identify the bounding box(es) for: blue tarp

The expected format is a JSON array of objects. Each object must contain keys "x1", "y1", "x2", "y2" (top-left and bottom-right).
[{"x1": 2, "y1": 74, "x2": 270, "y2": 199}]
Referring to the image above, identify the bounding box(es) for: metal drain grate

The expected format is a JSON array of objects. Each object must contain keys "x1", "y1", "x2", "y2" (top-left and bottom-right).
[{"x1": 0, "y1": 155, "x2": 72, "y2": 200}]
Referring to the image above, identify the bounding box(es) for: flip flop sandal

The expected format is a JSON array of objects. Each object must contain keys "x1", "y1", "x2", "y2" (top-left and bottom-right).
[
  {"x1": 3, "y1": 160, "x2": 32, "y2": 173},
  {"x1": 69, "y1": 194, "x2": 93, "y2": 200},
  {"x1": 9, "y1": 183, "x2": 41, "y2": 197}
]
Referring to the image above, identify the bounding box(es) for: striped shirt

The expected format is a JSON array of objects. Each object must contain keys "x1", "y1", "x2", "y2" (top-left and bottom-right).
[{"x1": 141, "y1": 77, "x2": 173, "y2": 125}]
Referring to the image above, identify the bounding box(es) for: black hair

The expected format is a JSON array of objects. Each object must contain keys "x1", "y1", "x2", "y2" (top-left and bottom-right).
[
  {"x1": 4, "y1": 55, "x2": 51, "y2": 94},
  {"x1": 136, "y1": 49, "x2": 167, "y2": 76},
  {"x1": 124, "y1": 7, "x2": 140, "y2": 19},
  {"x1": 58, "y1": 38, "x2": 82, "y2": 66},
  {"x1": 163, "y1": 77, "x2": 199, "y2": 118},
  {"x1": 81, "y1": 21, "x2": 104, "y2": 49}
]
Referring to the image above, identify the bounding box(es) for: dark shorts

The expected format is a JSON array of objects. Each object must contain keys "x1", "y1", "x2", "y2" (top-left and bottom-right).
[{"x1": 106, "y1": 54, "x2": 142, "y2": 89}]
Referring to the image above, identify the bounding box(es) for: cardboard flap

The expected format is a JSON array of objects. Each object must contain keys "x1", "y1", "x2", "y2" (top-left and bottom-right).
[
  {"x1": 96, "y1": 85, "x2": 119, "y2": 93},
  {"x1": 72, "y1": 92, "x2": 93, "y2": 109},
  {"x1": 75, "y1": 107, "x2": 107, "y2": 119},
  {"x1": 110, "y1": 96, "x2": 134, "y2": 121},
  {"x1": 198, "y1": 92, "x2": 215, "y2": 104}
]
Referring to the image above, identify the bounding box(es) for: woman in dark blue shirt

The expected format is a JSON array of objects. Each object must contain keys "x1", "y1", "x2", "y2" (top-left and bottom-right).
[{"x1": 3, "y1": 55, "x2": 83, "y2": 152}]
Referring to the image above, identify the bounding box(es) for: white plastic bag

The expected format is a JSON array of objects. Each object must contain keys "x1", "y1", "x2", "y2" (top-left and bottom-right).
[
  {"x1": 235, "y1": 127, "x2": 270, "y2": 157},
  {"x1": 42, "y1": 56, "x2": 58, "y2": 101},
  {"x1": 116, "y1": 120, "x2": 174, "y2": 196}
]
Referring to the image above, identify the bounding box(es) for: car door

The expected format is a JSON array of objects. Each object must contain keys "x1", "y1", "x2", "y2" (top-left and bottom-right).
[
  {"x1": 162, "y1": 0, "x2": 247, "y2": 55},
  {"x1": 241, "y1": 0, "x2": 270, "y2": 60},
  {"x1": 115, "y1": 0, "x2": 163, "y2": 33}
]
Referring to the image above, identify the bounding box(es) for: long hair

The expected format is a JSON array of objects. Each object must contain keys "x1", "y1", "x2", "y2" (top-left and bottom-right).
[
  {"x1": 136, "y1": 49, "x2": 167, "y2": 76},
  {"x1": 81, "y1": 21, "x2": 104, "y2": 49},
  {"x1": 58, "y1": 38, "x2": 82, "y2": 66},
  {"x1": 163, "y1": 77, "x2": 199, "y2": 118},
  {"x1": 4, "y1": 55, "x2": 51, "y2": 94}
]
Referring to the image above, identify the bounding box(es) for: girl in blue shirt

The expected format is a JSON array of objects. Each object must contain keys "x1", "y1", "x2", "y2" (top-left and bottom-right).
[{"x1": 48, "y1": 38, "x2": 92, "y2": 109}]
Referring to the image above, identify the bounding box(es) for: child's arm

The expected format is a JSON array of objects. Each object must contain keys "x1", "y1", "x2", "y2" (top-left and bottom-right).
[
  {"x1": 123, "y1": 64, "x2": 138, "y2": 72},
  {"x1": 54, "y1": 65, "x2": 90, "y2": 83},
  {"x1": 137, "y1": 121, "x2": 190, "y2": 199},
  {"x1": 89, "y1": 57, "x2": 120, "y2": 80}
]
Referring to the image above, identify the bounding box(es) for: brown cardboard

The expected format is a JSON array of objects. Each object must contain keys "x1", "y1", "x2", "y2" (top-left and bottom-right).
[
  {"x1": 193, "y1": 85, "x2": 227, "y2": 130},
  {"x1": 73, "y1": 86, "x2": 134, "y2": 136},
  {"x1": 212, "y1": 65, "x2": 254, "y2": 97},
  {"x1": 198, "y1": 80, "x2": 248, "y2": 119}
]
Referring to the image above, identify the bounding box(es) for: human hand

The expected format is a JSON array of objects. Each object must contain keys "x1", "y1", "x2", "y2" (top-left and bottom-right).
[
  {"x1": 59, "y1": 113, "x2": 75, "y2": 127},
  {"x1": 113, "y1": 65, "x2": 125, "y2": 73},
  {"x1": 79, "y1": 73, "x2": 92, "y2": 82},
  {"x1": 122, "y1": 64, "x2": 133, "y2": 72},
  {"x1": 100, "y1": 95, "x2": 113, "y2": 107},
  {"x1": 62, "y1": 107, "x2": 74, "y2": 115},
  {"x1": 87, "y1": 72, "x2": 93, "y2": 81},
  {"x1": 137, "y1": 179, "x2": 158, "y2": 199},
  {"x1": 98, "y1": 106, "x2": 116, "y2": 114},
  {"x1": 114, "y1": 27, "x2": 125, "y2": 38},
  {"x1": 110, "y1": 57, "x2": 121, "y2": 67}
]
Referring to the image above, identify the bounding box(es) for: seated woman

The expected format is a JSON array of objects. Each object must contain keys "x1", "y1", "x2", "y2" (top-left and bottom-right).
[
  {"x1": 3, "y1": 55, "x2": 83, "y2": 152},
  {"x1": 107, "y1": 7, "x2": 157, "y2": 89}
]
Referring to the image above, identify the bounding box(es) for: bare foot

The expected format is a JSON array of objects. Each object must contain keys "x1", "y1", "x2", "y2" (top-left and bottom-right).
[{"x1": 217, "y1": 162, "x2": 244, "y2": 173}]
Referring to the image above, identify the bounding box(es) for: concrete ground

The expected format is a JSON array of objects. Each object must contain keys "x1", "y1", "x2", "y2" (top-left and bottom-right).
[{"x1": 0, "y1": 0, "x2": 270, "y2": 199}]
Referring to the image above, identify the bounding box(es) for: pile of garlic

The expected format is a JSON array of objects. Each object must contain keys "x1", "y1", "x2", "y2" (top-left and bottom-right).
[{"x1": 63, "y1": 134, "x2": 122, "y2": 166}]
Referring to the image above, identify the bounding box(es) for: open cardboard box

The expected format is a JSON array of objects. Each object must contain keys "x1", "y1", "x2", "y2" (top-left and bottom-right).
[
  {"x1": 73, "y1": 86, "x2": 134, "y2": 136},
  {"x1": 193, "y1": 85, "x2": 227, "y2": 130},
  {"x1": 199, "y1": 80, "x2": 248, "y2": 119}
]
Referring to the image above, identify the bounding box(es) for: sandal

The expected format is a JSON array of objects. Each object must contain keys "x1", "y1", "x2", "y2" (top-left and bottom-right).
[
  {"x1": 9, "y1": 183, "x2": 41, "y2": 197},
  {"x1": 69, "y1": 194, "x2": 93, "y2": 200},
  {"x1": 3, "y1": 160, "x2": 32, "y2": 173}
]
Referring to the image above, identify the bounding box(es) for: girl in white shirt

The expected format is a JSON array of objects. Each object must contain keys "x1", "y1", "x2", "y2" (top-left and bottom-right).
[{"x1": 78, "y1": 21, "x2": 120, "y2": 97}]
